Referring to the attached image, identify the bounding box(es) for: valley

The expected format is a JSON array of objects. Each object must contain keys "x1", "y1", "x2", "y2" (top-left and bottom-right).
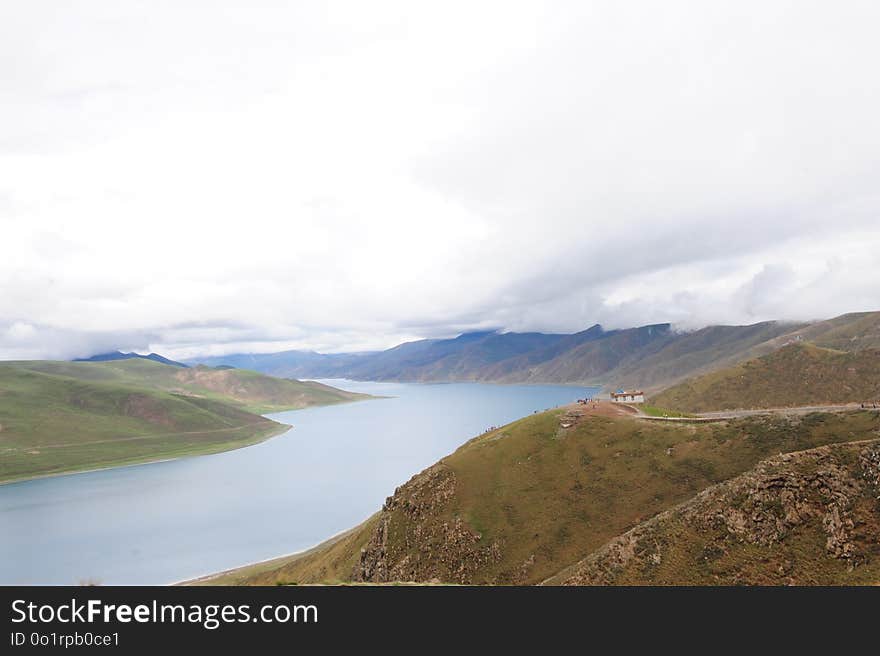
[{"x1": 4, "y1": 309, "x2": 880, "y2": 585}]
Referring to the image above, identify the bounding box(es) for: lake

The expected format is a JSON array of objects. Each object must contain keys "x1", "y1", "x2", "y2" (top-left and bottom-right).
[{"x1": 0, "y1": 380, "x2": 598, "y2": 585}]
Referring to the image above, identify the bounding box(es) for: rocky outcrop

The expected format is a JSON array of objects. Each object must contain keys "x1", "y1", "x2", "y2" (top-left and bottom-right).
[
  {"x1": 551, "y1": 439, "x2": 880, "y2": 585},
  {"x1": 353, "y1": 463, "x2": 504, "y2": 583}
]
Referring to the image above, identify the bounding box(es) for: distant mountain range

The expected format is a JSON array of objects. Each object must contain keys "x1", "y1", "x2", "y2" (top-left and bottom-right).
[
  {"x1": 186, "y1": 311, "x2": 880, "y2": 391},
  {"x1": 75, "y1": 350, "x2": 189, "y2": 368}
]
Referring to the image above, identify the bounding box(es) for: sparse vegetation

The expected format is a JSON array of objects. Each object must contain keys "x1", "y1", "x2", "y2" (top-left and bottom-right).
[{"x1": 549, "y1": 439, "x2": 880, "y2": 585}]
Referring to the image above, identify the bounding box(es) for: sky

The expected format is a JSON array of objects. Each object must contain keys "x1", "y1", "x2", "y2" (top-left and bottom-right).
[{"x1": 2, "y1": 1, "x2": 879, "y2": 360}]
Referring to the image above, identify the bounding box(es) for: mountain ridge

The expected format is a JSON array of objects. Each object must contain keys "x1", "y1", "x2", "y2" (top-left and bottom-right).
[{"x1": 186, "y1": 313, "x2": 880, "y2": 390}]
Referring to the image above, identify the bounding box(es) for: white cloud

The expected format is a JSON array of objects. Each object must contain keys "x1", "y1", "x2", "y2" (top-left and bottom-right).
[{"x1": 1, "y1": 1, "x2": 879, "y2": 359}]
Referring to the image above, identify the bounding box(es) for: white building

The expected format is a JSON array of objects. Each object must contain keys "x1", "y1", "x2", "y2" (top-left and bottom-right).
[{"x1": 610, "y1": 389, "x2": 645, "y2": 404}]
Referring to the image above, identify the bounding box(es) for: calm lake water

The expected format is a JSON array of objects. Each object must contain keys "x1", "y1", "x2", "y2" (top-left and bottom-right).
[{"x1": 0, "y1": 380, "x2": 597, "y2": 585}]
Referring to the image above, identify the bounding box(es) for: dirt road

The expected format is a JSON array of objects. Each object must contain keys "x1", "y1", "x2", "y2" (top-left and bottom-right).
[{"x1": 696, "y1": 403, "x2": 874, "y2": 419}]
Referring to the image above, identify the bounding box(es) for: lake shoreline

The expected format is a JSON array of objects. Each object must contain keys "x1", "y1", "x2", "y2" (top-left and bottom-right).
[
  {"x1": 0, "y1": 421, "x2": 293, "y2": 487},
  {"x1": 174, "y1": 518, "x2": 375, "y2": 586},
  {"x1": 0, "y1": 395, "x2": 382, "y2": 487},
  {"x1": 2, "y1": 381, "x2": 595, "y2": 585}
]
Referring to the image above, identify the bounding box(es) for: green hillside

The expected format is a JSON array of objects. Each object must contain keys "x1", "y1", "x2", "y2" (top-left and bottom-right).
[
  {"x1": 651, "y1": 343, "x2": 880, "y2": 412},
  {"x1": 0, "y1": 360, "x2": 369, "y2": 483},
  {"x1": 217, "y1": 405, "x2": 880, "y2": 585},
  {"x1": 8, "y1": 358, "x2": 367, "y2": 414}
]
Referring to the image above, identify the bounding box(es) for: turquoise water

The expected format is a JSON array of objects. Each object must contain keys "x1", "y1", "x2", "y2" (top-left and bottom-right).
[{"x1": 0, "y1": 380, "x2": 597, "y2": 585}]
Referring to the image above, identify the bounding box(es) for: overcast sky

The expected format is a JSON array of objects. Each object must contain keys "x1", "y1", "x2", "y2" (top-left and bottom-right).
[{"x1": 2, "y1": 1, "x2": 879, "y2": 360}]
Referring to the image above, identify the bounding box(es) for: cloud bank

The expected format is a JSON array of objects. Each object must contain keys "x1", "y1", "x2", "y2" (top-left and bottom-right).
[{"x1": 2, "y1": 1, "x2": 878, "y2": 359}]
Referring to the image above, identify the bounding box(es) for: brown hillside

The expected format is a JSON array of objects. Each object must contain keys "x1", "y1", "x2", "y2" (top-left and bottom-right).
[
  {"x1": 548, "y1": 439, "x2": 880, "y2": 585},
  {"x1": 486, "y1": 321, "x2": 803, "y2": 392}
]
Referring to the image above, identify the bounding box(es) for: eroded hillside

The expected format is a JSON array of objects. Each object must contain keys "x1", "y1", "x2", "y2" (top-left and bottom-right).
[{"x1": 548, "y1": 439, "x2": 880, "y2": 585}]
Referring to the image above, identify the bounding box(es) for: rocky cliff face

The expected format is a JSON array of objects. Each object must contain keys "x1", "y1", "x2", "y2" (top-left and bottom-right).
[
  {"x1": 353, "y1": 463, "x2": 503, "y2": 583},
  {"x1": 550, "y1": 439, "x2": 880, "y2": 585}
]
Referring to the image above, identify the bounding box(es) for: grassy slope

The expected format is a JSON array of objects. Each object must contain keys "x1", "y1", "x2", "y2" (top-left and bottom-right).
[
  {"x1": 8, "y1": 359, "x2": 368, "y2": 413},
  {"x1": 224, "y1": 406, "x2": 880, "y2": 585},
  {"x1": 808, "y1": 311, "x2": 880, "y2": 351},
  {"x1": 0, "y1": 361, "x2": 369, "y2": 483},
  {"x1": 762, "y1": 311, "x2": 880, "y2": 353},
  {"x1": 192, "y1": 515, "x2": 381, "y2": 586},
  {"x1": 652, "y1": 343, "x2": 880, "y2": 413}
]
